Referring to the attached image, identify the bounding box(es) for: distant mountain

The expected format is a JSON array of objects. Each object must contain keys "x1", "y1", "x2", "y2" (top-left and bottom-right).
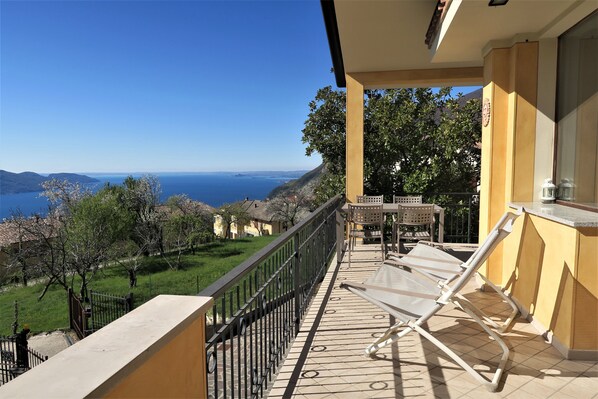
[
  {"x1": 234, "y1": 170, "x2": 309, "y2": 179},
  {"x1": 267, "y1": 164, "x2": 324, "y2": 199},
  {"x1": 0, "y1": 170, "x2": 99, "y2": 194}
]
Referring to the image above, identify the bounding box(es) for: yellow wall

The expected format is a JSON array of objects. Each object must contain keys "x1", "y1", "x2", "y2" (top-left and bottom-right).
[
  {"x1": 104, "y1": 317, "x2": 207, "y2": 398},
  {"x1": 574, "y1": 227, "x2": 598, "y2": 350},
  {"x1": 502, "y1": 214, "x2": 598, "y2": 352},
  {"x1": 481, "y1": 41, "x2": 597, "y2": 355}
]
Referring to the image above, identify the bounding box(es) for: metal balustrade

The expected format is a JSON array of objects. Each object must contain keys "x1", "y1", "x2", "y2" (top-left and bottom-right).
[
  {"x1": 200, "y1": 195, "x2": 343, "y2": 399},
  {"x1": 423, "y1": 193, "x2": 479, "y2": 243}
]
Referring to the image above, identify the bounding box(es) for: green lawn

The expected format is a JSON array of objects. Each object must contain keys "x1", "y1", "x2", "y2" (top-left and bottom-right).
[{"x1": 0, "y1": 236, "x2": 278, "y2": 335}]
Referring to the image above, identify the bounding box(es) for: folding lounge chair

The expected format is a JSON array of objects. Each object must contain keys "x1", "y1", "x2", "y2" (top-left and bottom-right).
[
  {"x1": 340, "y1": 211, "x2": 520, "y2": 392},
  {"x1": 385, "y1": 238, "x2": 520, "y2": 332}
]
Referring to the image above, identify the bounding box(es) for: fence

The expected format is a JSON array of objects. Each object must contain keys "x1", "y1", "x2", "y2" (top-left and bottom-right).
[
  {"x1": 0, "y1": 335, "x2": 48, "y2": 386},
  {"x1": 424, "y1": 192, "x2": 479, "y2": 244},
  {"x1": 88, "y1": 290, "x2": 133, "y2": 332},
  {"x1": 68, "y1": 288, "x2": 88, "y2": 339},
  {"x1": 200, "y1": 195, "x2": 342, "y2": 399},
  {"x1": 68, "y1": 289, "x2": 133, "y2": 339}
]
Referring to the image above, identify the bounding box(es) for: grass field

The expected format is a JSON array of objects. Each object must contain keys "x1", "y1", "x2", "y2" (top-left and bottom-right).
[{"x1": 0, "y1": 236, "x2": 278, "y2": 335}]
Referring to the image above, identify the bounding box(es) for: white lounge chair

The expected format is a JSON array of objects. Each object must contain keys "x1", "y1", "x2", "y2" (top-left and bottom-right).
[
  {"x1": 340, "y1": 211, "x2": 520, "y2": 392},
  {"x1": 385, "y1": 239, "x2": 520, "y2": 333}
]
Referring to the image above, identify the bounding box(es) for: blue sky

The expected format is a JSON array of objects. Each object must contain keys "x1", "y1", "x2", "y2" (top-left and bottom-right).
[{"x1": 1, "y1": 1, "x2": 478, "y2": 174}]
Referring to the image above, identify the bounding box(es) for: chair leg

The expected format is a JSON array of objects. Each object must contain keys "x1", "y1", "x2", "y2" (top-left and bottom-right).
[
  {"x1": 365, "y1": 321, "x2": 410, "y2": 356},
  {"x1": 380, "y1": 224, "x2": 385, "y2": 260},
  {"x1": 348, "y1": 235, "x2": 352, "y2": 268},
  {"x1": 476, "y1": 272, "x2": 520, "y2": 332},
  {"x1": 413, "y1": 300, "x2": 509, "y2": 392}
]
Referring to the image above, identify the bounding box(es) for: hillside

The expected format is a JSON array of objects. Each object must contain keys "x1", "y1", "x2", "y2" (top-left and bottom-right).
[
  {"x1": 267, "y1": 164, "x2": 324, "y2": 199},
  {"x1": 0, "y1": 170, "x2": 99, "y2": 194}
]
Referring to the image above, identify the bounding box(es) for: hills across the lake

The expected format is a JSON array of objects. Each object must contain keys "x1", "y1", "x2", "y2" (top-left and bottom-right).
[{"x1": 0, "y1": 170, "x2": 100, "y2": 194}]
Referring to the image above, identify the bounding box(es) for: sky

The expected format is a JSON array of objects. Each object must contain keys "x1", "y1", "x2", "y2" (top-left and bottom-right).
[{"x1": 1, "y1": 0, "x2": 479, "y2": 174}]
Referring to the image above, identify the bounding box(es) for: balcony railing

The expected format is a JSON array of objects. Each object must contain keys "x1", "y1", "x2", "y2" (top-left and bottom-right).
[
  {"x1": 423, "y1": 192, "x2": 480, "y2": 243},
  {"x1": 199, "y1": 194, "x2": 343, "y2": 399}
]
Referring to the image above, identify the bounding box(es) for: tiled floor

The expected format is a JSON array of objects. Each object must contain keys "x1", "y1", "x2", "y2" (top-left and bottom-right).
[{"x1": 269, "y1": 243, "x2": 598, "y2": 398}]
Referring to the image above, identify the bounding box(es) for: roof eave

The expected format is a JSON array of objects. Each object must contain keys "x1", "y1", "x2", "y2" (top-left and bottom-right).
[{"x1": 321, "y1": 0, "x2": 346, "y2": 88}]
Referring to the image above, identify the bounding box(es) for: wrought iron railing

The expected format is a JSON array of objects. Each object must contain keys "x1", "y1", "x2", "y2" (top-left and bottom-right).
[
  {"x1": 199, "y1": 195, "x2": 342, "y2": 399},
  {"x1": 68, "y1": 288, "x2": 133, "y2": 339},
  {"x1": 423, "y1": 193, "x2": 479, "y2": 243},
  {"x1": 0, "y1": 335, "x2": 48, "y2": 386},
  {"x1": 88, "y1": 290, "x2": 133, "y2": 333}
]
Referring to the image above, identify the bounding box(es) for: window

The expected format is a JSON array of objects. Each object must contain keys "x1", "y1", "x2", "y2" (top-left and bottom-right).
[{"x1": 556, "y1": 12, "x2": 598, "y2": 210}]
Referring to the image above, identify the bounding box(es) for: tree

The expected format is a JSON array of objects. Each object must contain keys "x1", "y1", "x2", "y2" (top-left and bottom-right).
[
  {"x1": 110, "y1": 239, "x2": 145, "y2": 288},
  {"x1": 41, "y1": 178, "x2": 89, "y2": 216},
  {"x1": 161, "y1": 194, "x2": 214, "y2": 269},
  {"x1": 122, "y1": 175, "x2": 163, "y2": 255},
  {"x1": 267, "y1": 192, "x2": 311, "y2": 228},
  {"x1": 0, "y1": 212, "x2": 33, "y2": 287},
  {"x1": 64, "y1": 187, "x2": 133, "y2": 300},
  {"x1": 216, "y1": 202, "x2": 251, "y2": 239},
  {"x1": 302, "y1": 87, "x2": 481, "y2": 204}
]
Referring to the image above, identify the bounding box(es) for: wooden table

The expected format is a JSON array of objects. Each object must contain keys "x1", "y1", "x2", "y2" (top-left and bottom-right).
[{"x1": 337, "y1": 203, "x2": 445, "y2": 260}]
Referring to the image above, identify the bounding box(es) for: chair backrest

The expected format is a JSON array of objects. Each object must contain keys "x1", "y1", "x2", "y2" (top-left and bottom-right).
[
  {"x1": 440, "y1": 211, "x2": 521, "y2": 301},
  {"x1": 356, "y1": 195, "x2": 384, "y2": 204},
  {"x1": 348, "y1": 204, "x2": 384, "y2": 226},
  {"x1": 397, "y1": 204, "x2": 434, "y2": 225},
  {"x1": 393, "y1": 195, "x2": 422, "y2": 204}
]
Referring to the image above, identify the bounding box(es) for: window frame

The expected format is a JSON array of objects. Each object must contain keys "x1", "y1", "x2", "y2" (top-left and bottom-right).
[{"x1": 553, "y1": 10, "x2": 598, "y2": 213}]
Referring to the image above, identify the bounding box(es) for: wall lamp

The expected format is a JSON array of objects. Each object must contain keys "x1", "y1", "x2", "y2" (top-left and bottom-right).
[{"x1": 488, "y1": 0, "x2": 509, "y2": 6}]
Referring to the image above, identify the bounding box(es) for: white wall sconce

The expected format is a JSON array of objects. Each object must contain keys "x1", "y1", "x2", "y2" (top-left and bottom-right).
[{"x1": 541, "y1": 178, "x2": 557, "y2": 203}]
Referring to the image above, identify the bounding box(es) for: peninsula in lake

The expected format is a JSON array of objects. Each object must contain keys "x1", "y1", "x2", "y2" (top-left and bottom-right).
[{"x1": 0, "y1": 170, "x2": 99, "y2": 195}]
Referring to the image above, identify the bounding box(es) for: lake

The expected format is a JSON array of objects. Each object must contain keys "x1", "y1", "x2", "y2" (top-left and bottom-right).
[{"x1": 0, "y1": 172, "x2": 302, "y2": 220}]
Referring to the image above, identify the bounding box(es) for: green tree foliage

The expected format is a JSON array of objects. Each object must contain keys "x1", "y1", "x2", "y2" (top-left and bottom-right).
[
  {"x1": 64, "y1": 187, "x2": 133, "y2": 299},
  {"x1": 162, "y1": 194, "x2": 214, "y2": 269},
  {"x1": 2, "y1": 176, "x2": 218, "y2": 297},
  {"x1": 302, "y1": 87, "x2": 481, "y2": 204}
]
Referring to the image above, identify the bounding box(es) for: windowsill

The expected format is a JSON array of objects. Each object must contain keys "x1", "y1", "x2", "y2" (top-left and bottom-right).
[{"x1": 509, "y1": 202, "x2": 598, "y2": 228}]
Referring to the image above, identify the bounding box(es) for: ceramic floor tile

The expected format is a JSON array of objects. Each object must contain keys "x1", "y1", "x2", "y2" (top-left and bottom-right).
[{"x1": 267, "y1": 244, "x2": 594, "y2": 398}]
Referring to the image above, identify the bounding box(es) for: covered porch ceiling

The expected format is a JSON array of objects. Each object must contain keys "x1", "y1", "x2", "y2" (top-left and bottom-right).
[{"x1": 324, "y1": 0, "x2": 593, "y2": 88}]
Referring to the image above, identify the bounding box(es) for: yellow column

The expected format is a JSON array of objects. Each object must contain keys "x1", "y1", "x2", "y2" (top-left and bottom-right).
[
  {"x1": 507, "y1": 42, "x2": 538, "y2": 202},
  {"x1": 345, "y1": 74, "x2": 364, "y2": 203},
  {"x1": 480, "y1": 48, "x2": 510, "y2": 281},
  {"x1": 480, "y1": 42, "x2": 539, "y2": 283}
]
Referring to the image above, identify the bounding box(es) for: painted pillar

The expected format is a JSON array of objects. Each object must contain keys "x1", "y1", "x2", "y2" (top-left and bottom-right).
[
  {"x1": 480, "y1": 42, "x2": 539, "y2": 282},
  {"x1": 345, "y1": 74, "x2": 364, "y2": 203},
  {"x1": 480, "y1": 47, "x2": 510, "y2": 281}
]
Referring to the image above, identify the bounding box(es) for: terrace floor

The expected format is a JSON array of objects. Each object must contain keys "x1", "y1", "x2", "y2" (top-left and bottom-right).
[{"x1": 269, "y1": 243, "x2": 598, "y2": 399}]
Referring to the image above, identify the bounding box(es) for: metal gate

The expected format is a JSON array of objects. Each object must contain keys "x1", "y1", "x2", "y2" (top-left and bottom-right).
[{"x1": 68, "y1": 288, "x2": 133, "y2": 339}]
